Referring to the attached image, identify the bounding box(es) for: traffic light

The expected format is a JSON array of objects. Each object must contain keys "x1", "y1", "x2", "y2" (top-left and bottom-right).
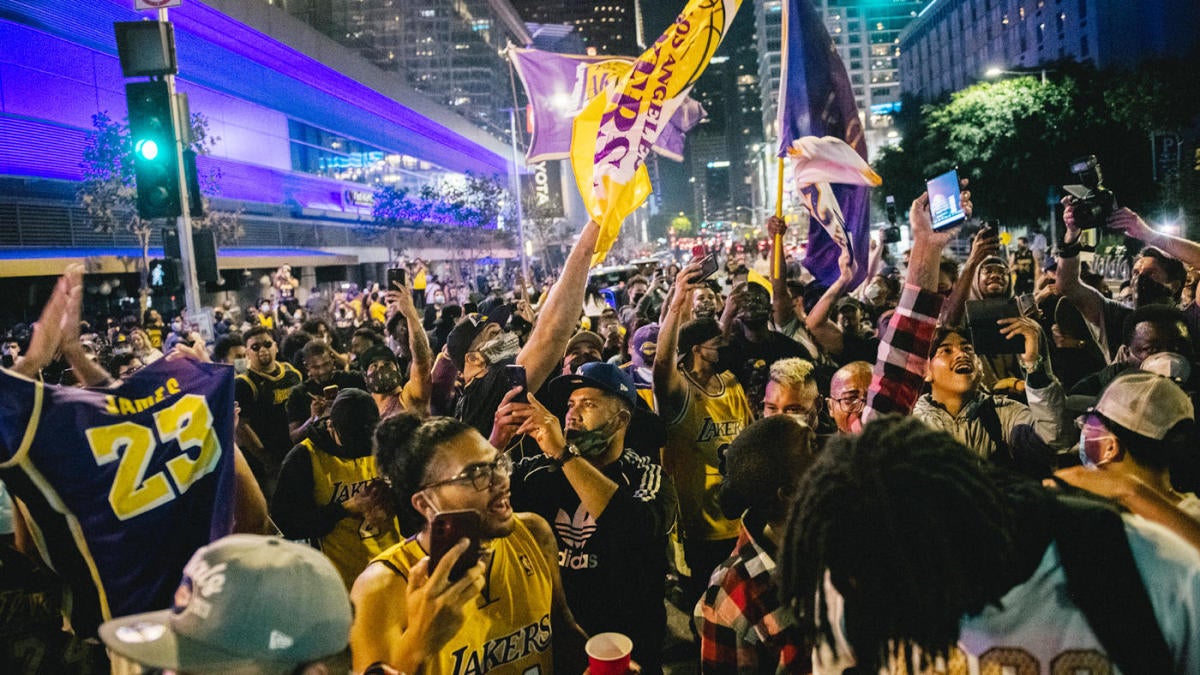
[
  {"x1": 148, "y1": 258, "x2": 181, "y2": 291},
  {"x1": 126, "y1": 80, "x2": 181, "y2": 219}
]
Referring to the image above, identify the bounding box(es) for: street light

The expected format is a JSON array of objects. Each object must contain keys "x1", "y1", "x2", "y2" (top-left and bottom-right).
[{"x1": 984, "y1": 65, "x2": 1049, "y2": 84}]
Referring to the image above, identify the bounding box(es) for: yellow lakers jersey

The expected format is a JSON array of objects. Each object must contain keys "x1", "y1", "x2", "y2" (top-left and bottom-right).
[
  {"x1": 374, "y1": 515, "x2": 555, "y2": 675},
  {"x1": 661, "y1": 371, "x2": 752, "y2": 542},
  {"x1": 302, "y1": 439, "x2": 400, "y2": 588}
]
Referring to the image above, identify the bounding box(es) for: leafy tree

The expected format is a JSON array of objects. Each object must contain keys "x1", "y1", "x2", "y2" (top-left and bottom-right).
[
  {"x1": 874, "y1": 55, "x2": 1200, "y2": 235},
  {"x1": 78, "y1": 111, "x2": 242, "y2": 312}
]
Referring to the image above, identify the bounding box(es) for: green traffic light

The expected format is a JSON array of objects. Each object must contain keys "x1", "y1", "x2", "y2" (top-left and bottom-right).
[{"x1": 136, "y1": 139, "x2": 160, "y2": 161}]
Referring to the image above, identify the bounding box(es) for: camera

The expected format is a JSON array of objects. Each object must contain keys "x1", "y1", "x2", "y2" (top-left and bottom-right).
[
  {"x1": 882, "y1": 195, "x2": 902, "y2": 244},
  {"x1": 1062, "y1": 155, "x2": 1116, "y2": 230}
]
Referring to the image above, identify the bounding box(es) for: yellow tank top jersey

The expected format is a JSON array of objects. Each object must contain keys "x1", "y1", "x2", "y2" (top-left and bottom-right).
[
  {"x1": 374, "y1": 515, "x2": 555, "y2": 675},
  {"x1": 661, "y1": 371, "x2": 753, "y2": 542},
  {"x1": 303, "y1": 439, "x2": 400, "y2": 588}
]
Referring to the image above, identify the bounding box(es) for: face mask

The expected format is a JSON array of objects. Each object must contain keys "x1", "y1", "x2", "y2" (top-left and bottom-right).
[
  {"x1": 171, "y1": 322, "x2": 183, "y2": 333},
  {"x1": 478, "y1": 332, "x2": 520, "y2": 365},
  {"x1": 233, "y1": 357, "x2": 249, "y2": 374},
  {"x1": 366, "y1": 366, "x2": 404, "y2": 394},
  {"x1": 565, "y1": 412, "x2": 624, "y2": 458},
  {"x1": 1, "y1": 354, "x2": 12, "y2": 369},
  {"x1": 864, "y1": 283, "x2": 885, "y2": 304},
  {"x1": 434, "y1": 294, "x2": 445, "y2": 304}
]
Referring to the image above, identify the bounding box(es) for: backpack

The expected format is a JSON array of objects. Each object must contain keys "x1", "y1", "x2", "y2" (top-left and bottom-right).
[{"x1": 1048, "y1": 490, "x2": 1174, "y2": 674}]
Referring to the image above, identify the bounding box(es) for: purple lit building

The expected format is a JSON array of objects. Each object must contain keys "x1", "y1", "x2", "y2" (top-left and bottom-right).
[{"x1": 0, "y1": 0, "x2": 519, "y2": 321}]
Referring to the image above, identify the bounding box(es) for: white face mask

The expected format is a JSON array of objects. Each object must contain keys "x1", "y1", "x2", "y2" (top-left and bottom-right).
[{"x1": 233, "y1": 357, "x2": 249, "y2": 374}]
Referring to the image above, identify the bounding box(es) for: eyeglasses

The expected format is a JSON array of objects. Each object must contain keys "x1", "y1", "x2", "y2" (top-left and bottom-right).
[
  {"x1": 248, "y1": 341, "x2": 274, "y2": 351},
  {"x1": 829, "y1": 394, "x2": 866, "y2": 411},
  {"x1": 421, "y1": 454, "x2": 513, "y2": 492}
]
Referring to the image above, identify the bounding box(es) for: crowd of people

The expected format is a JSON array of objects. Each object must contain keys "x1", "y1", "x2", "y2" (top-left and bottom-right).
[{"x1": 1, "y1": 181, "x2": 1199, "y2": 674}]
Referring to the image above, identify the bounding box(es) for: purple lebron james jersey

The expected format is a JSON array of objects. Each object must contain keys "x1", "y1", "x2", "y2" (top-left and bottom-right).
[{"x1": 0, "y1": 358, "x2": 236, "y2": 636}]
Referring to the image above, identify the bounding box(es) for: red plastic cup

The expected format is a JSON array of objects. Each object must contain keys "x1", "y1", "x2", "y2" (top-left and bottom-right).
[{"x1": 585, "y1": 632, "x2": 633, "y2": 675}]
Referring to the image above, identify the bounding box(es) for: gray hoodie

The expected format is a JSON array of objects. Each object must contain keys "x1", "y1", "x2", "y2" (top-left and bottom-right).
[{"x1": 911, "y1": 374, "x2": 1067, "y2": 461}]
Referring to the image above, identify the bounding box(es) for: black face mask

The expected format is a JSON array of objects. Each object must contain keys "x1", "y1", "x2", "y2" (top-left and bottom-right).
[
  {"x1": 564, "y1": 412, "x2": 624, "y2": 458},
  {"x1": 1, "y1": 354, "x2": 12, "y2": 369}
]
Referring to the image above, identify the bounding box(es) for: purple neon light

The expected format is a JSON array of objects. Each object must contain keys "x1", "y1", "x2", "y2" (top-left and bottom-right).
[{"x1": 0, "y1": 0, "x2": 511, "y2": 178}]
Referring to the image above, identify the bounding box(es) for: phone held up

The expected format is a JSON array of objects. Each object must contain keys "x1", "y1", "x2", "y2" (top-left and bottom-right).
[
  {"x1": 689, "y1": 244, "x2": 719, "y2": 282},
  {"x1": 882, "y1": 195, "x2": 902, "y2": 244},
  {"x1": 505, "y1": 363, "x2": 528, "y2": 403},
  {"x1": 322, "y1": 385, "x2": 339, "y2": 401},
  {"x1": 386, "y1": 266, "x2": 406, "y2": 289},
  {"x1": 926, "y1": 168, "x2": 967, "y2": 231},
  {"x1": 428, "y1": 510, "x2": 483, "y2": 583}
]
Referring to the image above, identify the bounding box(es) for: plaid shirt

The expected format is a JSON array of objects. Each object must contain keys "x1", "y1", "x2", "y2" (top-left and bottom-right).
[
  {"x1": 864, "y1": 283, "x2": 944, "y2": 422},
  {"x1": 694, "y1": 518, "x2": 809, "y2": 674}
]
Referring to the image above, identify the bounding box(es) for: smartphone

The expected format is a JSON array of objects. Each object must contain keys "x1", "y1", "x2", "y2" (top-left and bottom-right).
[
  {"x1": 689, "y1": 246, "x2": 718, "y2": 283},
  {"x1": 428, "y1": 510, "x2": 483, "y2": 583},
  {"x1": 884, "y1": 195, "x2": 898, "y2": 224},
  {"x1": 322, "y1": 384, "x2": 339, "y2": 401},
  {"x1": 505, "y1": 363, "x2": 528, "y2": 403},
  {"x1": 386, "y1": 267, "x2": 406, "y2": 289},
  {"x1": 926, "y1": 168, "x2": 967, "y2": 231}
]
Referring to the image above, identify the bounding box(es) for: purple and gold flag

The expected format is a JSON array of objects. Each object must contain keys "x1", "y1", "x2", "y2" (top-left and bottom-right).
[
  {"x1": 777, "y1": 0, "x2": 874, "y2": 288},
  {"x1": 508, "y1": 46, "x2": 705, "y2": 164}
]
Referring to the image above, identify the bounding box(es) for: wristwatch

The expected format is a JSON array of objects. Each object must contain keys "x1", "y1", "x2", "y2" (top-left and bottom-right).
[{"x1": 554, "y1": 444, "x2": 581, "y2": 467}]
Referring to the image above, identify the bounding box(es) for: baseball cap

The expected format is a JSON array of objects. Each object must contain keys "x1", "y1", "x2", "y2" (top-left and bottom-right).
[
  {"x1": 1095, "y1": 371, "x2": 1194, "y2": 440},
  {"x1": 630, "y1": 323, "x2": 660, "y2": 368},
  {"x1": 549, "y1": 361, "x2": 638, "y2": 408},
  {"x1": 565, "y1": 330, "x2": 604, "y2": 356},
  {"x1": 358, "y1": 344, "x2": 399, "y2": 371},
  {"x1": 1139, "y1": 352, "x2": 1192, "y2": 384},
  {"x1": 445, "y1": 313, "x2": 490, "y2": 371},
  {"x1": 836, "y1": 296, "x2": 864, "y2": 313},
  {"x1": 99, "y1": 535, "x2": 352, "y2": 674}
]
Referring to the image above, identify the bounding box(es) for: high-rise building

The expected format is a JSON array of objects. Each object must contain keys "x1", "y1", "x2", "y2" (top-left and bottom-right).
[
  {"x1": 509, "y1": 0, "x2": 640, "y2": 55},
  {"x1": 276, "y1": 0, "x2": 525, "y2": 140},
  {"x1": 756, "y1": 0, "x2": 926, "y2": 160},
  {"x1": 899, "y1": 0, "x2": 1199, "y2": 101},
  {"x1": 688, "y1": 9, "x2": 764, "y2": 225}
]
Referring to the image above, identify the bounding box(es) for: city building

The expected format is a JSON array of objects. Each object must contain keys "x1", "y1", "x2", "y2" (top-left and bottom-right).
[
  {"x1": 0, "y1": 0, "x2": 515, "y2": 323},
  {"x1": 899, "y1": 0, "x2": 1200, "y2": 101},
  {"x1": 509, "y1": 0, "x2": 641, "y2": 55},
  {"x1": 272, "y1": 0, "x2": 522, "y2": 141},
  {"x1": 756, "y1": 0, "x2": 926, "y2": 160},
  {"x1": 683, "y1": 8, "x2": 764, "y2": 226}
]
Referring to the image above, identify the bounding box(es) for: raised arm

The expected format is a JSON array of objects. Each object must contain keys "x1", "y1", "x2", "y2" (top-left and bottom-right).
[
  {"x1": 805, "y1": 244, "x2": 854, "y2": 353},
  {"x1": 767, "y1": 216, "x2": 798, "y2": 327},
  {"x1": 388, "y1": 282, "x2": 433, "y2": 415},
  {"x1": 941, "y1": 225, "x2": 999, "y2": 327},
  {"x1": 517, "y1": 221, "x2": 601, "y2": 393},
  {"x1": 864, "y1": 187, "x2": 969, "y2": 421},
  {"x1": 654, "y1": 262, "x2": 702, "y2": 422},
  {"x1": 1055, "y1": 198, "x2": 1106, "y2": 329},
  {"x1": 1109, "y1": 206, "x2": 1200, "y2": 271}
]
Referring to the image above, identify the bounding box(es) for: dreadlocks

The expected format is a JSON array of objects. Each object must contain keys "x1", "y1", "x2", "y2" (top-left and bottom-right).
[{"x1": 779, "y1": 414, "x2": 1018, "y2": 672}]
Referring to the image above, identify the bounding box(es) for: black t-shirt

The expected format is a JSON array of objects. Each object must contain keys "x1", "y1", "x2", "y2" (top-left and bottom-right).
[
  {"x1": 509, "y1": 450, "x2": 677, "y2": 674},
  {"x1": 1012, "y1": 248, "x2": 1036, "y2": 293},
  {"x1": 719, "y1": 331, "x2": 814, "y2": 414},
  {"x1": 455, "y1": 356, "x2": 516, "y2": 438},
  {"x1": 285, "y1": 370, "x2": 367, "y2": 424}
]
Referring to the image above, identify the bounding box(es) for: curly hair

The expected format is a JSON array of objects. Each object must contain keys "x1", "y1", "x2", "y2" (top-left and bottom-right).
[
  {"x1": 374, "y1": 413, "x2": 475, "y2": 536},
  {"x1": 779, "y1": 414, "x2": 1017, "y2": 672}
]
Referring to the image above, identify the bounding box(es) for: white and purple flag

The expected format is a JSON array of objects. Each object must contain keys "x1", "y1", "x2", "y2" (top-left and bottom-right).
[{"x1": 777, "y1": 0, "x2": 876, "y2": 288}]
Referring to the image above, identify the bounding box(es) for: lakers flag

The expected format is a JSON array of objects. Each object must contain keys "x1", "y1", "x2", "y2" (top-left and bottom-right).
[
  {"x1": 777, "y1": 0, "x2": 875, "y2": 288},
  {"x1": 572, "y1": 0, "x2": 743, "y2": 265},
  {"x1": 507, "y1": 46, "x2": 706, "y2": 164}
]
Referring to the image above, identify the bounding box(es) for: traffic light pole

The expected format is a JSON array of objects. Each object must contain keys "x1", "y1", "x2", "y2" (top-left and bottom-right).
[{"x1": 159, "y1": 7, "x2": 202, "y2": 317}]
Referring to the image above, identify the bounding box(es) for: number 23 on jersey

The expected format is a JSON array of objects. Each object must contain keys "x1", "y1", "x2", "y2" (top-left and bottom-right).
[{"x1": 85, "y1": 394, "x2": 223, "y2": 520}]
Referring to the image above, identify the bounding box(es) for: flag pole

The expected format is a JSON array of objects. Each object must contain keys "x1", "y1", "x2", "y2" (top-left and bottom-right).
[{"x1": 773, "y1": 157, "x2": 784, "y2": 278}]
